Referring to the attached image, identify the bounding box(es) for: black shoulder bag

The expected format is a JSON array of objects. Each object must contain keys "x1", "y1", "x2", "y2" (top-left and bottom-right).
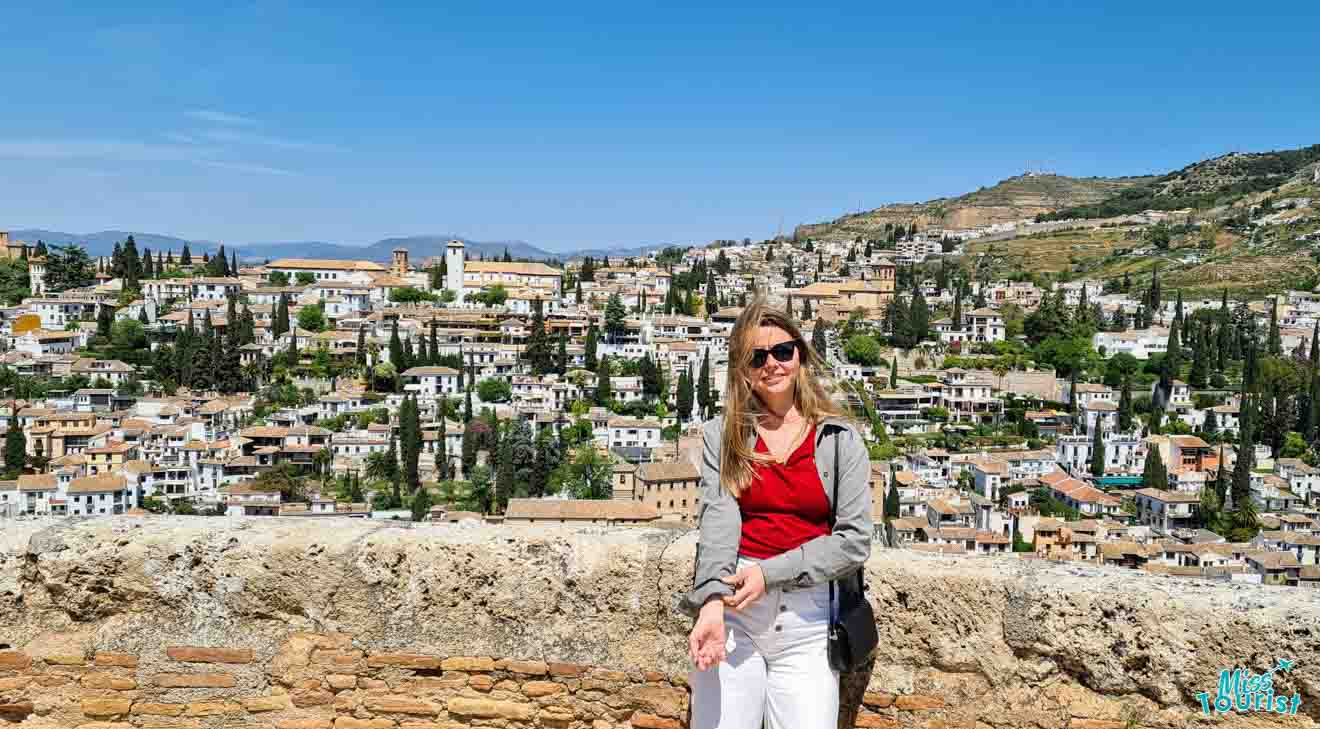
[{"x1": 827, "y1": 427, "x2": 879, "y2": 673}]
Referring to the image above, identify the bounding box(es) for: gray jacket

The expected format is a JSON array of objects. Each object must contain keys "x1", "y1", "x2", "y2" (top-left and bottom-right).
[{"x1": 680, "y1": 415, "x2": 873, "y2": 618}]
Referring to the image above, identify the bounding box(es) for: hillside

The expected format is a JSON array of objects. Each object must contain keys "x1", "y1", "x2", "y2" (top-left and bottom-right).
[
  {"x1": 1039, "y1": 144, "x2": 1320, "y2": 220},
  {"x1": 794, "y1": 174, "x2": 1153, "y2": 241},
  {"x1": 965, "y1": 158, "x2": 1320, "y2": 297}
]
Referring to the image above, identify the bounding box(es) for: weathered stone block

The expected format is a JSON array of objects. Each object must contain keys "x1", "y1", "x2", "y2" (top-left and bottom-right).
[
  {"x1": 94, "y1": 652, "x2": 139, "y2": 668},
  {"x1": 522, "y1": 680, "x2": 566, "y2": 697},
  {"x1": 547, "y1": 662, "x2": 587, "y2": 677},
  {"x1": 184, "y1": 701, "x2": 244, "y2": 717},
  {"x1": 334, "y1": 719, "x2": 396, "y2": 729},
  {"x1": 166, "y1": 646, "x2": 254, "y2": 664},
  {"x1": 242, "y1": 694, "x2": 295, "y2": 712},
  {"x1": 854, "y1": 714, "x2": 900, "y2": 729},
  {"x1": 82, "y1": 697, "x2": 132, "y2": 717},
  {"x1": 495, "y1": 659, "x2": 548, "y2": 675},
  {"x1": 363, "y1": 695, "x2": 441, "y2": 716},
  {"x1": 81, "y1": 672, "x2": 138, "y2": 690},
  {"x1": 132, "y1": 703, "x2": 186, "y2": 716},
  {"x1": 445, "y1": 697, "x2": 536, "y2": 720},
  {"x1": 0, "y1": 651, "x2": 32, "y2": 670},
  {"x1": 327, "y1": 673, "x2": 358, "y2": 690},
  {"x1": 895, "y1": 695, "x2": 944, "y2": 711},
  {"x1": 366, "y1": 653, "x2": 442, "y2": 669},
  {"x1": 154, "y1": 672, "x2": 237, "y2": 688},
  {"x1": 441, "y1": 656, "x2": 494, "y2": 672},
  {"x1": 630, "y1": 713, "x2": 682, "y2": 729},
  {"x1": 863, "y1": 692, "x2": 895, "y2": 708}
]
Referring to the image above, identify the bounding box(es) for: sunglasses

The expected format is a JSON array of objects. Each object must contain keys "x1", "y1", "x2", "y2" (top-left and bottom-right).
[{"x1": 749, "y1": 341, "x2": 799, "y2": 369}]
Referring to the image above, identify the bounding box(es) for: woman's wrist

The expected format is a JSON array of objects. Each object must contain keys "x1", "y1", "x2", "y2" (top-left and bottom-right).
[{"x1": 700, "y1": 596, "x2": 726, "y2": 615}]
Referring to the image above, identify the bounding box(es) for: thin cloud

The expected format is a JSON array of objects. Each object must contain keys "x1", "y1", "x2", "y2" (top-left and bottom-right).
[
  {"x1": 197, "y1": 160, "x2": 299, "y2": 177},
  {"x1": 186, "y1": 109, "x2": 258, "y2": 125},
  {"x1": 0, "y1": 138, "x2": 300, "y2": 177},
  {"x1": 195, "y1": 127, "x2": 340, "y2": 152}
]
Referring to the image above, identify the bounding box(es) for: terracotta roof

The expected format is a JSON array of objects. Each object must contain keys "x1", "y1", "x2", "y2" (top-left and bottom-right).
[
  {"x1": 17, "y1": 474, "x2": 57, "y2": 491},
  {"x1": 68, "y1": 473, "x2": 128, "y2": 493},
  {"x1": 637, "y1": 461, "x2": 699, "y2": 483}
]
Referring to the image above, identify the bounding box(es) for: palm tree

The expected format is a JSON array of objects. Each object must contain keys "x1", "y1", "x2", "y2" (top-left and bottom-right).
[
  {"x1": 312, "y1": 447, "x2": 332, "y2": 480},
  {"x1": 364, "y1": 451, "x2": 393, "y2": 482}
]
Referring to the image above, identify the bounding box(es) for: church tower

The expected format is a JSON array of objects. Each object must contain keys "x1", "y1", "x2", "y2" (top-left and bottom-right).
[
  {"x1": 446, "y1": 239, "x2": 466, "y2": 303},
  {"x1": 391, "y1": 247, "x2": 410, "y2": 277}
]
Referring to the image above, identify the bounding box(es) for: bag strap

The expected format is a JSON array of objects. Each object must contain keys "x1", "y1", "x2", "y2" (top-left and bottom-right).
[{"x1": 829, "y1": 425, "x2": 839, "y2": 620}]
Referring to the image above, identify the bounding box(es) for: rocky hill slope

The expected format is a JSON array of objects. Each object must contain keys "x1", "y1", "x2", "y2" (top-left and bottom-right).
[{"x1": 794, "y1": 174, "x2": 1153, "y2": 241}]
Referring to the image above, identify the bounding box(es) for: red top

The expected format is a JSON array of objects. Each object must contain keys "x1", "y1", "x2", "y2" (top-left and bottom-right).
[{"x1": 737, "y1": 424, "x2": 831, "y2": 559}]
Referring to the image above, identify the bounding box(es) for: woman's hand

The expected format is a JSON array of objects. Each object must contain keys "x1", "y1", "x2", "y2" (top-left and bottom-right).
[
  {"x1": 689, "y1": 599, "x2": 726, "y2": 671},
  {"x1": 721, "y1": 563, "x2": 766, "y2": 610}
]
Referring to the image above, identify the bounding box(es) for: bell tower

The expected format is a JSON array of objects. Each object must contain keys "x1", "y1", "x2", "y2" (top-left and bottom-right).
[
  {"x1": 392, "y1": 247, "x2": 410, "y2": 277},
  {"x1": 446, "y1": 239, "x2": 466, "y2": 303}
]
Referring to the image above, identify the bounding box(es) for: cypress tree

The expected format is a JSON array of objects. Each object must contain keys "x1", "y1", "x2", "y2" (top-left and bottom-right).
[
  {"x1": 697, "y1": 351, "x2": 711, "y2": 419},
  {"x1": 556, "y1": 329, "x2": 568, "y2": 375},
  {"x1": 1213, "y1": 446, "x2": 1229, "y2": 506},
  {"x1": 429, "y1": 320, "x2": 440, "y2": 366},
  {"x1": 1089, "y1": 422, "x2": 1106, "y2": 477},
  {"x1": 1141, "y1": 446, "x2": 1167, "y2": 490},
  {"x1": 584, "y1": 324, "x2": 598, "y2": 372},
  {"x1": 677, "y1": 363, "x2": 695, "y2": 422},
  {"x1": 811, "y1": 318, "x2": 828, "y2": 362},
  {"x1": 1267, "y1": 297, "x2": 1282, "y2": 356},
  {"x1": 1231, "y1": 394, "x2": 1254, "y2": 508},
  {"x1": 388, "y1": 318, "x2": 403, "y2": 372},
  {"x1": 1118, "y1": 378, "x2": 1134, "y2": 432},
  {"x1": 595, "y1": 355, "x2": 612, "y2": 405},
  {"x1": 889, "y1": 356, "x2": 898, "y2": 389}
]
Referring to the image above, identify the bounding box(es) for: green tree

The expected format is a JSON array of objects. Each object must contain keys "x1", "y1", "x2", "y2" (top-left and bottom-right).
[
  {"x1": 605, "y1": 293, "x2": 627, "y2": 342},
  {"x1": 44, "y1": 243, "x2": 95, "y2": 292},
  {"x1": 844, "y1": 335, "x2": 881, "y2": 366},
  {"x1": 1118, "y1": 378, "x2": 1134, "y2": 432},
  {"x1": 584, "y1": 324, "x2": 599, "y2": 372},
  {"x1": 3, "y1": 425, "x2": 25, "y2": 477},
  {"x1": 297, "y1": 303, "x2": 327, "y2": 333},
  {"x1": 595, "y1": 355, "x2": 613, "y2": 405},
  {"x1": 677, "y1": 363, "x2": 695, "y2": 421},
  {"x1": 1141, "y1": 446, "x2": 1167, "y2": 490},
  {"x1": 1089, "y1": 424, "x2": 1106, "y2": 477},
  {"x1": 477, "y1": 378, "x2": 512, "y2": 403}
]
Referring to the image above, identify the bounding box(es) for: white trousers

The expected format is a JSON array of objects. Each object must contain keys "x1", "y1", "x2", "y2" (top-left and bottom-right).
[{"x1": 689, "y1": 559, "x2": 839, "y2": 729}]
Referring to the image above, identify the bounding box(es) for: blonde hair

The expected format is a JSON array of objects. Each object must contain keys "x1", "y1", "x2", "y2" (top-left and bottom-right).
[{"x1": 719, "y1": 296, "x2": 847, "y2": 497}]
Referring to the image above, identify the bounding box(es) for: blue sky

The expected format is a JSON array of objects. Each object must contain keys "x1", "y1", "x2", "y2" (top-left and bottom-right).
[{"x1": 1, "y1": 1, "x2": 1317, "y2": 252}]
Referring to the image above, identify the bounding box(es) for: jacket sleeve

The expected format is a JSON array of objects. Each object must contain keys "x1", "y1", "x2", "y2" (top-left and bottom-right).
[
  {"x1": 757, "y1": 425, "x2": 872, "y2": 590},
  {"x1": 679, "y1": 420, "x2": 741, "y2": 618}
]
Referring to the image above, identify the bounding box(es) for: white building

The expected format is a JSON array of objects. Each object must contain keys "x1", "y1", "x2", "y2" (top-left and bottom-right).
[
  {"x1": 401, "y1": 366, "x2": 461, "y2": 397},
  {"x1": 607, "y1": 417, "x2": 662, "y2": 449},
  {"x1": 1092, "y1": 327, "x2": 1170, "y2": 360}
]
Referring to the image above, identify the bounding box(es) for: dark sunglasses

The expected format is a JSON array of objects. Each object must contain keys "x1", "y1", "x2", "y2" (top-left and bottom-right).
[{"x1": 749, "y1": 341, "x2": 799, "y2": 369}]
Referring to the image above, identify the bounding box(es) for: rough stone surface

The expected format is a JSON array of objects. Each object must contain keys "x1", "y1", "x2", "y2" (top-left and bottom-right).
[{"x1": 0, "y1": 516, "x2": 1316, "y2": 728}]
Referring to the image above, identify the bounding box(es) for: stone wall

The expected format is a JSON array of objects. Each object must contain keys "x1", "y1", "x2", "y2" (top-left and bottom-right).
[{"x1": 1, "y1": 516, "x2": 1319, "y2": 728}]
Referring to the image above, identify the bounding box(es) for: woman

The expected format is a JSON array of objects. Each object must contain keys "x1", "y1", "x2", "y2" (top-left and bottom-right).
[{"x1": 682, "y1": 298, "x2": 873, "y2": 729}]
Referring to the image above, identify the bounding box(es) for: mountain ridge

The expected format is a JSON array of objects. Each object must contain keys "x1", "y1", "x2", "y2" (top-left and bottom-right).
[{"x1": 3, "y1": 229, "x2": 648, "y2": 263}]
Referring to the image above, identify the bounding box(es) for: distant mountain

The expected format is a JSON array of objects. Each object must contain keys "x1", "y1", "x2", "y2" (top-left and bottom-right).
[
  {"x1": 369, "y1": 236, "x2": 557, "y2": 263},
  {"x1": 9, "y1": 229, "x2": 223, "y2": 257},
  {"x1": 2, "y1": 229, "x2": 630, "y2": 262}
]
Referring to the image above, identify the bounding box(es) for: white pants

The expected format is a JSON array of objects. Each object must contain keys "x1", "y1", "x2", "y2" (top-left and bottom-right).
[{"x1": 689, "y1": 559, "x2": 839, "y2": 729}]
